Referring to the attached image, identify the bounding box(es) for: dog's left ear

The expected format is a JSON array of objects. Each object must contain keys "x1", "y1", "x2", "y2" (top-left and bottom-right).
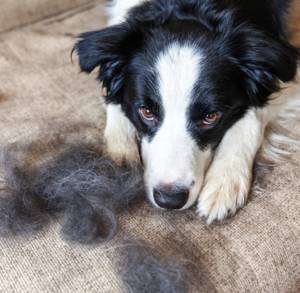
[
  {"x1": 228, "y1": 27, "x2": 299, "y2": 105},
  {"x1": 74, "y1": 23, "x2": 144, "y2": 103}
]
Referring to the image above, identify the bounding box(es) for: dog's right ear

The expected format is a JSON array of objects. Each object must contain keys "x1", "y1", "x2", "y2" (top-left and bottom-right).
[{"x1": 74, "y1": 23, "x2": 144, "y2": 103}]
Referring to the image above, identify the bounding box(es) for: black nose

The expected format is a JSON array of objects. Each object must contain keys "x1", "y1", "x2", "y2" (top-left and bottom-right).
[{"x1": 153, "y1": 186, "x2": 189, "y2": 210}]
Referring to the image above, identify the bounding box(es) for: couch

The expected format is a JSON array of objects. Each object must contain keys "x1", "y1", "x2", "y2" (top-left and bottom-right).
[{"x1": 0, "y1": 1, "x2": 299, "y2": 292}]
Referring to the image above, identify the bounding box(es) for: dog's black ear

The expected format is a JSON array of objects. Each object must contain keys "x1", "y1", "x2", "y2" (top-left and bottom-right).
[
  {"x1": 229, "y1": 27, "x2": 299, "y2": 105},
  {"x1": 74, "y1": 23, "x2": 144, "y2": 103}
]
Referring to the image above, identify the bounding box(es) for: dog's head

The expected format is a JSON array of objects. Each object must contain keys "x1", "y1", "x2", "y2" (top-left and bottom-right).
[{"x1": 75, "y1": 0, "x2": 298, "y2": 210}]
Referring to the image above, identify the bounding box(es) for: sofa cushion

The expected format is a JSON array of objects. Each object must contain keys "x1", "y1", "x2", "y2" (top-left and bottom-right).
[
  {"x1": 0, "y1": 0, "x2": 97, "y2": 34},
  {"x1": 0, "y1": 2, "x2": 299, "y2": 293}
]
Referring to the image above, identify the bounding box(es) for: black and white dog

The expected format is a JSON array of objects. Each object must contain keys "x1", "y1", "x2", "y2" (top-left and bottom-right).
[{"x1": 75, "y1": 0, "x2": 299, "y2": 223}]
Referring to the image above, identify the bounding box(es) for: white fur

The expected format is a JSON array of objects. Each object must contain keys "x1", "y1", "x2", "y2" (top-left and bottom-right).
[
  {"x1": 197, "y1": 80, "x2": 300, "y2": 223},
  {"x1": 107, "y1": 0, "x2": 146, "y2": 25},
  {"x1": 142, "y1": 43, "x2": 212, "y2": 209},
  {"x1": 104, "y1": 104, "x2": 139, "y2": 163},
  {"x1": 197, "y1": 108, "x2": 265, "y2": 223},
  {"x1": 260, "y1": 80, "x2": 300, "y2": 161}
]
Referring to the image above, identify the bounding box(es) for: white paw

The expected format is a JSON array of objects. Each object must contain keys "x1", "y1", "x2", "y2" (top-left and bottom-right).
[
  {"x1": 105, "y1": 138, "x2": 139, "y2": 165},
  {"x1": 104, "y1": 107, "x2": 139, "y2": 164},
  {"x1": 197, "y1": 168, "x2": 251, "y2": 224}
]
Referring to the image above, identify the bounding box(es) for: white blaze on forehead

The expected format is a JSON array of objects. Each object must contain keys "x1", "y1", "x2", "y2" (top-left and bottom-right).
[
  {"x1": 156, "y1": 43, "x2": 202, "y2": 117},
  {"x1": 142, "y1": 43, "x2": 210, "y2": 209}
]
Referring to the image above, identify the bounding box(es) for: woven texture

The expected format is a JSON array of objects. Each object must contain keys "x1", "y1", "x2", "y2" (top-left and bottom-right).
[
  {"x1": 0, "y1": 0, "x2": 97, "y2": 34},
  {"x1": 0, "y1": 1, "x2": 299, "y2": 292}
]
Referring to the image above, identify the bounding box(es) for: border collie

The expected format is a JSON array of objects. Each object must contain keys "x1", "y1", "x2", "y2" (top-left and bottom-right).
[{"x1": 75, "y1": 0, "x2": 299, "y2": 223}]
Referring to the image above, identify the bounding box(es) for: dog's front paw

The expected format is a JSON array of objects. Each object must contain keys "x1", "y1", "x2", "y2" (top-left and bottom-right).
[
  {"x1": 197, "y1": 168, "x2": 251, "y2": 224},
  {"x1": 104, "y1": 104, "x2": 140, "y2": 165},
  {"x1": 104, "y1": 125, "x2": 140, "y2": 165},
  {"x1": 105, "y1": 141, "x2": 139, "y2": 165}
]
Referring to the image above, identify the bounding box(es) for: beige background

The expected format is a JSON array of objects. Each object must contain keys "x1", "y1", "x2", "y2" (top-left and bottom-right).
[{"x1": 0, "y1": 0, "x2": 98, "y2": 34}]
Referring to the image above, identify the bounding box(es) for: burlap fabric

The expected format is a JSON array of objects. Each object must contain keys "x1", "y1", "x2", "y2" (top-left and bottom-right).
[
  {"x1": 0, "y1": 1, "x2": 299, "y2": 292},
  {"x1": 0, "y1": 0, "x2": 98, "y2": 34}
]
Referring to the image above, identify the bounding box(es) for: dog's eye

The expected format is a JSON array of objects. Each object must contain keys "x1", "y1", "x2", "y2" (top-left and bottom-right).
[
  {"x1": 138, "y1": 107, "x2": 156, "y2": 122},
  {"x1": 199, "y1": 112, "x2": 222, "y2": 128}
]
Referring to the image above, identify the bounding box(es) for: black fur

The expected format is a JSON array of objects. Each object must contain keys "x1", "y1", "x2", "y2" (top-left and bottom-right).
[
  {"x1": 75, "y1": 0, "x2": 298, "y2": 147},
  {"x1": 75, "y1": 26, "x2": 145, "y2": 104}
]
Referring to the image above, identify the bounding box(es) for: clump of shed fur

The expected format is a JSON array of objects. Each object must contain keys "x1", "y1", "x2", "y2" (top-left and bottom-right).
[
  {"x1": 117, "y1": 241, "x2": 188, "y2": 293},
  {"x1": 0, "y1": 145, "x2": 144, "y2": 243}
]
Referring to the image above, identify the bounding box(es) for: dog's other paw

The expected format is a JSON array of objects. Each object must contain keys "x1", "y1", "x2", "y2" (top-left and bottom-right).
[
  {"x1": 197, "y1": 108, "x2": 263, "y2": 224},
  {"x1": 104, "y1": 104, "x2": 140, "y2": 165},
  {"x1": 105, "y1": 140, "x2": 139, "y2": 165},
  {"x1": 197, "y1": 167, "x2": 251, "y2": 224}
]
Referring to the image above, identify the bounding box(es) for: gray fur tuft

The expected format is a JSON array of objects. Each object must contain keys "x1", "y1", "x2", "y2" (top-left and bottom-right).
[{"x1": 0, "y1": 146, "x2": 144, "y2": 243}]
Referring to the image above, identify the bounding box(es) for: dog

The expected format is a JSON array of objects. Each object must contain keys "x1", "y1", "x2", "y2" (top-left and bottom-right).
[{"x1": 75, "y1": 0, "x2": 299, "y2": 223}]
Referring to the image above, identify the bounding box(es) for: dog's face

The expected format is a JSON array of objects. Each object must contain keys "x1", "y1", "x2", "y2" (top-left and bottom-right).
[
  {"x1": 122, "y1": 36, "x2": 252, "y2": 210},
  {"x1": 75, "y1": 2, "x2": 297, "y2": 210},
  {"x1": 126, "y1": 42, "x2": 216, "y2": 210}
]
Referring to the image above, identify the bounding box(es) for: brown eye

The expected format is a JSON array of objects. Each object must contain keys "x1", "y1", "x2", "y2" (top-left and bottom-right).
[
  {"x1": 138, "y1": 107, "x2": 156, "y2": 122},
  {"x1": 200, "y1": 112, "x2": 222, "y2": 127}
]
